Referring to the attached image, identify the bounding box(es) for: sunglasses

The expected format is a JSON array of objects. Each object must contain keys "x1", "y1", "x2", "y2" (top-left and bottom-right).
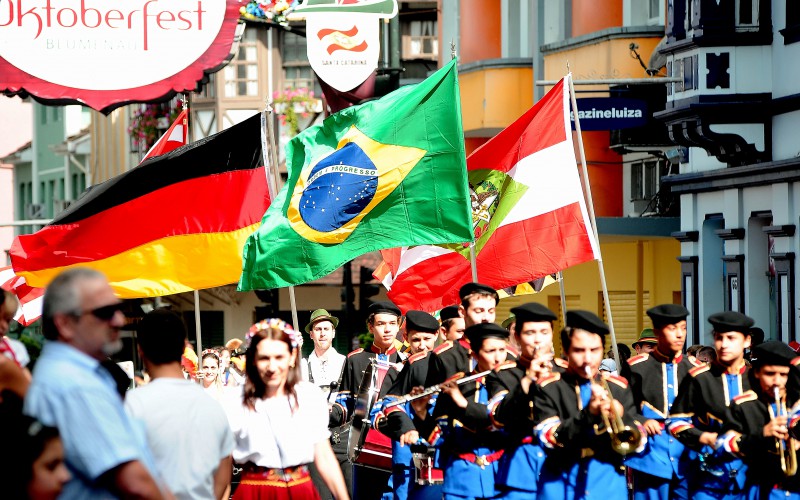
[{"x1": 79, "y1": 303, "x2": 124, "y2": 321}]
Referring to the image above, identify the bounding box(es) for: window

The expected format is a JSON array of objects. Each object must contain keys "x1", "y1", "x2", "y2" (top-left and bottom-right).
[
  {"x1": 402, "y1": 20, "x2": 437, "y2": 60},
  {"x1": 223, "y1": 27, "x2": 259, "y2": 97},
  {"x1": 543, "y1": 0, "x2": 565, "y2": 44},
  {"x1": 631, "y1": 159, "x2": 668, "y2": 201},
  {"x1": 626, "y1": 0, "x2": 664, "y2": 26},
  {"x1": 735, "y1": 0, "x2": 758, "y2": 28},
  {"x1": 281, "y1": 31, "x2": 321, "y2": 94}
]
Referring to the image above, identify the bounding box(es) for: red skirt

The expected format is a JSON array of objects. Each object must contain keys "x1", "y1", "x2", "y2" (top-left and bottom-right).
[{"x1": 233, "y1": 465, "x2": 321, "y2": 500}]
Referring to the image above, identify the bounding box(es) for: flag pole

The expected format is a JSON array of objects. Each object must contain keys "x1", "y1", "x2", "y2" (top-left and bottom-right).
[
  {"x1": 262, "y1": 105, "x2": 301, "y2": 333},
  {"x1": 558, "y1": 271, "x2": 568, "y2": 317},
  {"x1": 452, "y1": 40, "x2": 478, "y2": 283},
  {"x1": 566, "y1": 73, "x2": 621, "y2": 367},
  {"x1": 469, "y1": 243, "x2": 479, "y2": 282},
  {"x1": 181, "y1": 92, "x2": 204, "y2": 356}
]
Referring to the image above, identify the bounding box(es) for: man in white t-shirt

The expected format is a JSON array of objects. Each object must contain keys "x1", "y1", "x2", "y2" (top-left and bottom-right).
[
  {"x1": 125, "y1": 309, "x2": 234, "y2": 500},
  {"x1": 304, "y1": 309, "x2": 346, "y2": 398}
]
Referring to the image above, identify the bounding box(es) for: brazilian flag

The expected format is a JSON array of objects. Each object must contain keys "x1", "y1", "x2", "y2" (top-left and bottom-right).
[{"x1": 239, "y1": 59, "x2": 472, "y2": 290}]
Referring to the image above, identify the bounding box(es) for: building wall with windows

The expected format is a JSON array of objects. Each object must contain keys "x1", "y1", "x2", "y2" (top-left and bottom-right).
[
  {"x1": 658, "y1": 0, "x2": 800, "y2": 344},
  {"x1": 439, "y1": 0, "x2": 683, "y2": 342}
]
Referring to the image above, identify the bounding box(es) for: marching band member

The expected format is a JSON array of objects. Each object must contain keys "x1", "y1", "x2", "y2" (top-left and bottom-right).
[
  {"x1": 330, "y1": 301, "x2": 406, "y2": 500},
  {"x1": 717, "y1": 341, "x2": 800, "y2": 499},
  {"x1": 425, "y1": 323, "x2": 510, "y2": 500},
  {"x1": 439, "y1": 305, "x2": 466, "y2": 343},
  {"x1": 425, "y1": 283, "x2": 499, "y2": 387},
  {"x1": 625, "y1": 304, "x2": 698, "y2": 500},
  {"x1": 372, "y1": 310, "x2": 441, "y2": 500},
  {"x1": 485, "y1": 302, "x2": 565, "y2": 499},
  {"x1": 667, "y1": 311, "x2": 754, "y2": 500},
  {"x1": 534, "y1": 310, "x2": 645, "y2": 500}
]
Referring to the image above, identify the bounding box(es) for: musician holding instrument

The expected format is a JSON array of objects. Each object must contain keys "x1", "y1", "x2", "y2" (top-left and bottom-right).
[
  {"x1": 424, "y1": 322, "x2": 510, "y2": 500},
  {"x1": 331, "y1": 301, "x2": 406, "y2": 500},
  {"x1": 716, "y1": 341, "x2": 800, "y2": 499},
  {"x1": 425, "y1": 283, "x2": 499, "y2": 388},
  {"x1": 625, "y1": 304, "x2": 699, "y2": 500},
  {"x1": 485, "y1": 302, "x2": 566, "y2": 499},
  {"x1": 666, "y1": 311, "x2": 754, "y2": 499},
  {"x1": 534, "y1": 310, "x2": 646, "y2": 500},
  {"x1": 372, "y1": 310, "x2": 442, "y2": 500}
]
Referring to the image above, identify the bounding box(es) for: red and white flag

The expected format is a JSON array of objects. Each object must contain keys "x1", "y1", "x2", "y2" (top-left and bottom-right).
[
  {"x1": 377, "y1": 77, "x2": 600, "y2": 312},
  {"x1": 0, "y1": 265, "x2": 43, "y2": 326},
  {"x1": 141, "y1": 109, "x2": 188, "y2": 162}
]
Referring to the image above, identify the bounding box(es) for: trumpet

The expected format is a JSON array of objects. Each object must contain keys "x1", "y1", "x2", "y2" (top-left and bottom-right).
[
  {"x1": 586, "y1": 365, "x2": 641, "y2": 456},
  {"x1": 774, "y1": 387, "x2": 798, "y2": 477}
]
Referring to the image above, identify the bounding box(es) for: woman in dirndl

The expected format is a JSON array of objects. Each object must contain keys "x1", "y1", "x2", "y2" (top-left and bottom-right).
[{"x1": 229, "y1": 318, "x2": 349, "y2": 500}]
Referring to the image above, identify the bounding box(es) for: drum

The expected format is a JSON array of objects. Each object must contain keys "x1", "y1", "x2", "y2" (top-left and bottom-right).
[
  {"x1": 347, "y1": 358, "x2": 393, "y2": 471},
  {"x1": 412, "y1": 448, "x2": 443, "y2": 485}
]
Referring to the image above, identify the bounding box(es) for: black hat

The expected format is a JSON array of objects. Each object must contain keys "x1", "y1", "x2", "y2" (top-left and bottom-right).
[
  {"x1": 646, "y1": 304, "x2": 689, "y2": 328},
  {"x1": 405, "y1": 310, "x2": 439, "y2": 334},
  {"x1": 511, "y1": 303, "x2": 557, "y2": 324},
  {"x1": 458, "y1": 282, "x2": 499, "y2": 302},
  {"x1": 708, "y1": 311, "x2": 754, "y2": 334},
  {"x1": 750, "y1": 341, "x2": 797, "y2": 368},
  {"x1": 367, "y1": 301, "x2": 402, "y2": 318},
  {"x1": 566, "y1": 310, "x2": 609, "y2": 336},
  {"x1": 464, "y1": 322, "x2": 509, "y2": 346},
  {"x1": 439, "y1": 305, "x2": 461, "y2": 322}
]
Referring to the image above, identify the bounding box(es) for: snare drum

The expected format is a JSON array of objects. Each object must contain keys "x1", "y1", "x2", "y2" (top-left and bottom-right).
[
  {"x1": 412, "y1": 449, "x2": 443, "y2": 485},
  {"x1": 348, "y1": 359, "x2": 393, "y2": 471}
]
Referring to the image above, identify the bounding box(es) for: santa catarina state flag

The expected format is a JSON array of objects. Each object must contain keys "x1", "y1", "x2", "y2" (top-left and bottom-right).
[
  {"x1": 9, "y1": 113, "x2": 269, "y2": 298},
  {"x1": 239, "y1": 59, "x2": 472, "y2": 290},
  {"x1": 378, "y1": 77, "x2": 601, "y2": 312}
]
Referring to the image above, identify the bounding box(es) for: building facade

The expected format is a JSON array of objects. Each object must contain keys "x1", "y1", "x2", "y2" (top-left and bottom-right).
[{"x1": 659, "y1": 0, "x2": 800, "y2": 344}]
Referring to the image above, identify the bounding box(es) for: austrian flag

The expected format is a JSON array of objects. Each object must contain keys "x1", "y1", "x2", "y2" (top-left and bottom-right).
[{"x1": 379, "y1": 77, "x2": 600, "y2": 312}]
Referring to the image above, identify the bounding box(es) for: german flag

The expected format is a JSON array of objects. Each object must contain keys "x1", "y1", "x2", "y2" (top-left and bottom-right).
[{"x1": 9, "y1": 113, "x2": 270, "y2": 298}]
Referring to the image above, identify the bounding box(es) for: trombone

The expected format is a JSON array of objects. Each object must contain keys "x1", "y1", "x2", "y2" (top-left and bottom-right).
[
  {"x1": 586, "y1": 365, "x2": 641, "y2": 455},
  {"x1": 774, "y1": 386, "x2": 798, "y2": 477}
]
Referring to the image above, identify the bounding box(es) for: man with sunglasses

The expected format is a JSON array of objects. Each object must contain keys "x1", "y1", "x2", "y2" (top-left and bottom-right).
[{"x1": 24, "y1": 268, "x2": 167, "y2": 499}]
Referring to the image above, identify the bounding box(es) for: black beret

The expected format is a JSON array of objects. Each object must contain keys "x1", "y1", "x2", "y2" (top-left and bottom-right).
[
  {"x1": 750, "y1": 341, "x2": 797, "y2": 368},
  {"x1": 439, "y1": 305, "x2": 461, "y2": 322},
  {"x1": 405, "y1": 310, "x2": 439, "y2": 334},
  {"x1": 566, "y1": 310, "x2": 609, "y2": 336},
  {"x1": 511, "y1": 303, "x2": 557, "y2": 324},
  {"x1": 646, "y1": 304, "x2": 689, "y2": 328},
  {"x1": 367, "y1": 301, "x2": 401, "y2": 318},
  {"x1": 708, "y1": 311, "x2": 754, "y2": 334},
  {"x1": 464, "y1": 322, "x2": 509, "y2": 346},
  {"x1": 458, "y1": 282, "x2": 499, "y2": 302}
]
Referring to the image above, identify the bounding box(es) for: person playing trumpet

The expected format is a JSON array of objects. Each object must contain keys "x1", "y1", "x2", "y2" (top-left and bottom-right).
[
  {"x1": 625, "y1": 304, "x2": 701, "y2": 500},
  {"x1": 717, "y1": 341, "x2": 800, "y2": 498},
  {"x1": 534, "y1": 310, "x2": 646, "y2": 500},
  {"x1": 485, "y1": 302, "x2": 566, "y2": 499}
]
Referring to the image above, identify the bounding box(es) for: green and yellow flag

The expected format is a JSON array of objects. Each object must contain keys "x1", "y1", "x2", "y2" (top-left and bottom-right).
[{"x1": 239, "y1": 60, "x2": 472, "y2": 290}]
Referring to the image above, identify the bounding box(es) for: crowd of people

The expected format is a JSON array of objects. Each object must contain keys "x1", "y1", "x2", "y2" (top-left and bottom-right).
[{"x1": 3, "y1": 267, "x2": 800, "y2": 499}]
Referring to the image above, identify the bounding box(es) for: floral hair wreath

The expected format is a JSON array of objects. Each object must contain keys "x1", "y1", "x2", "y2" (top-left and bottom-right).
[
  {"x1": 201, "y1": 349, "x2": 220, "y2": 360},
  {"x1": 246, "y1": 318, "x2": 300, "y2": 350}
]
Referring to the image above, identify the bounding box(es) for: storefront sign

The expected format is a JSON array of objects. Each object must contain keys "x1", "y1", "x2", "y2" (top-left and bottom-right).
[{"x1": 570, "y1": 98, "x2": 648, "y2": 131}]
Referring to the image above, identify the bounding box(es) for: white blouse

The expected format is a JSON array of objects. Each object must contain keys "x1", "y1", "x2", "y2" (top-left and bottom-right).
[{"x1": 228, "y1": 381, "x2": 330, "y2": 469}]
